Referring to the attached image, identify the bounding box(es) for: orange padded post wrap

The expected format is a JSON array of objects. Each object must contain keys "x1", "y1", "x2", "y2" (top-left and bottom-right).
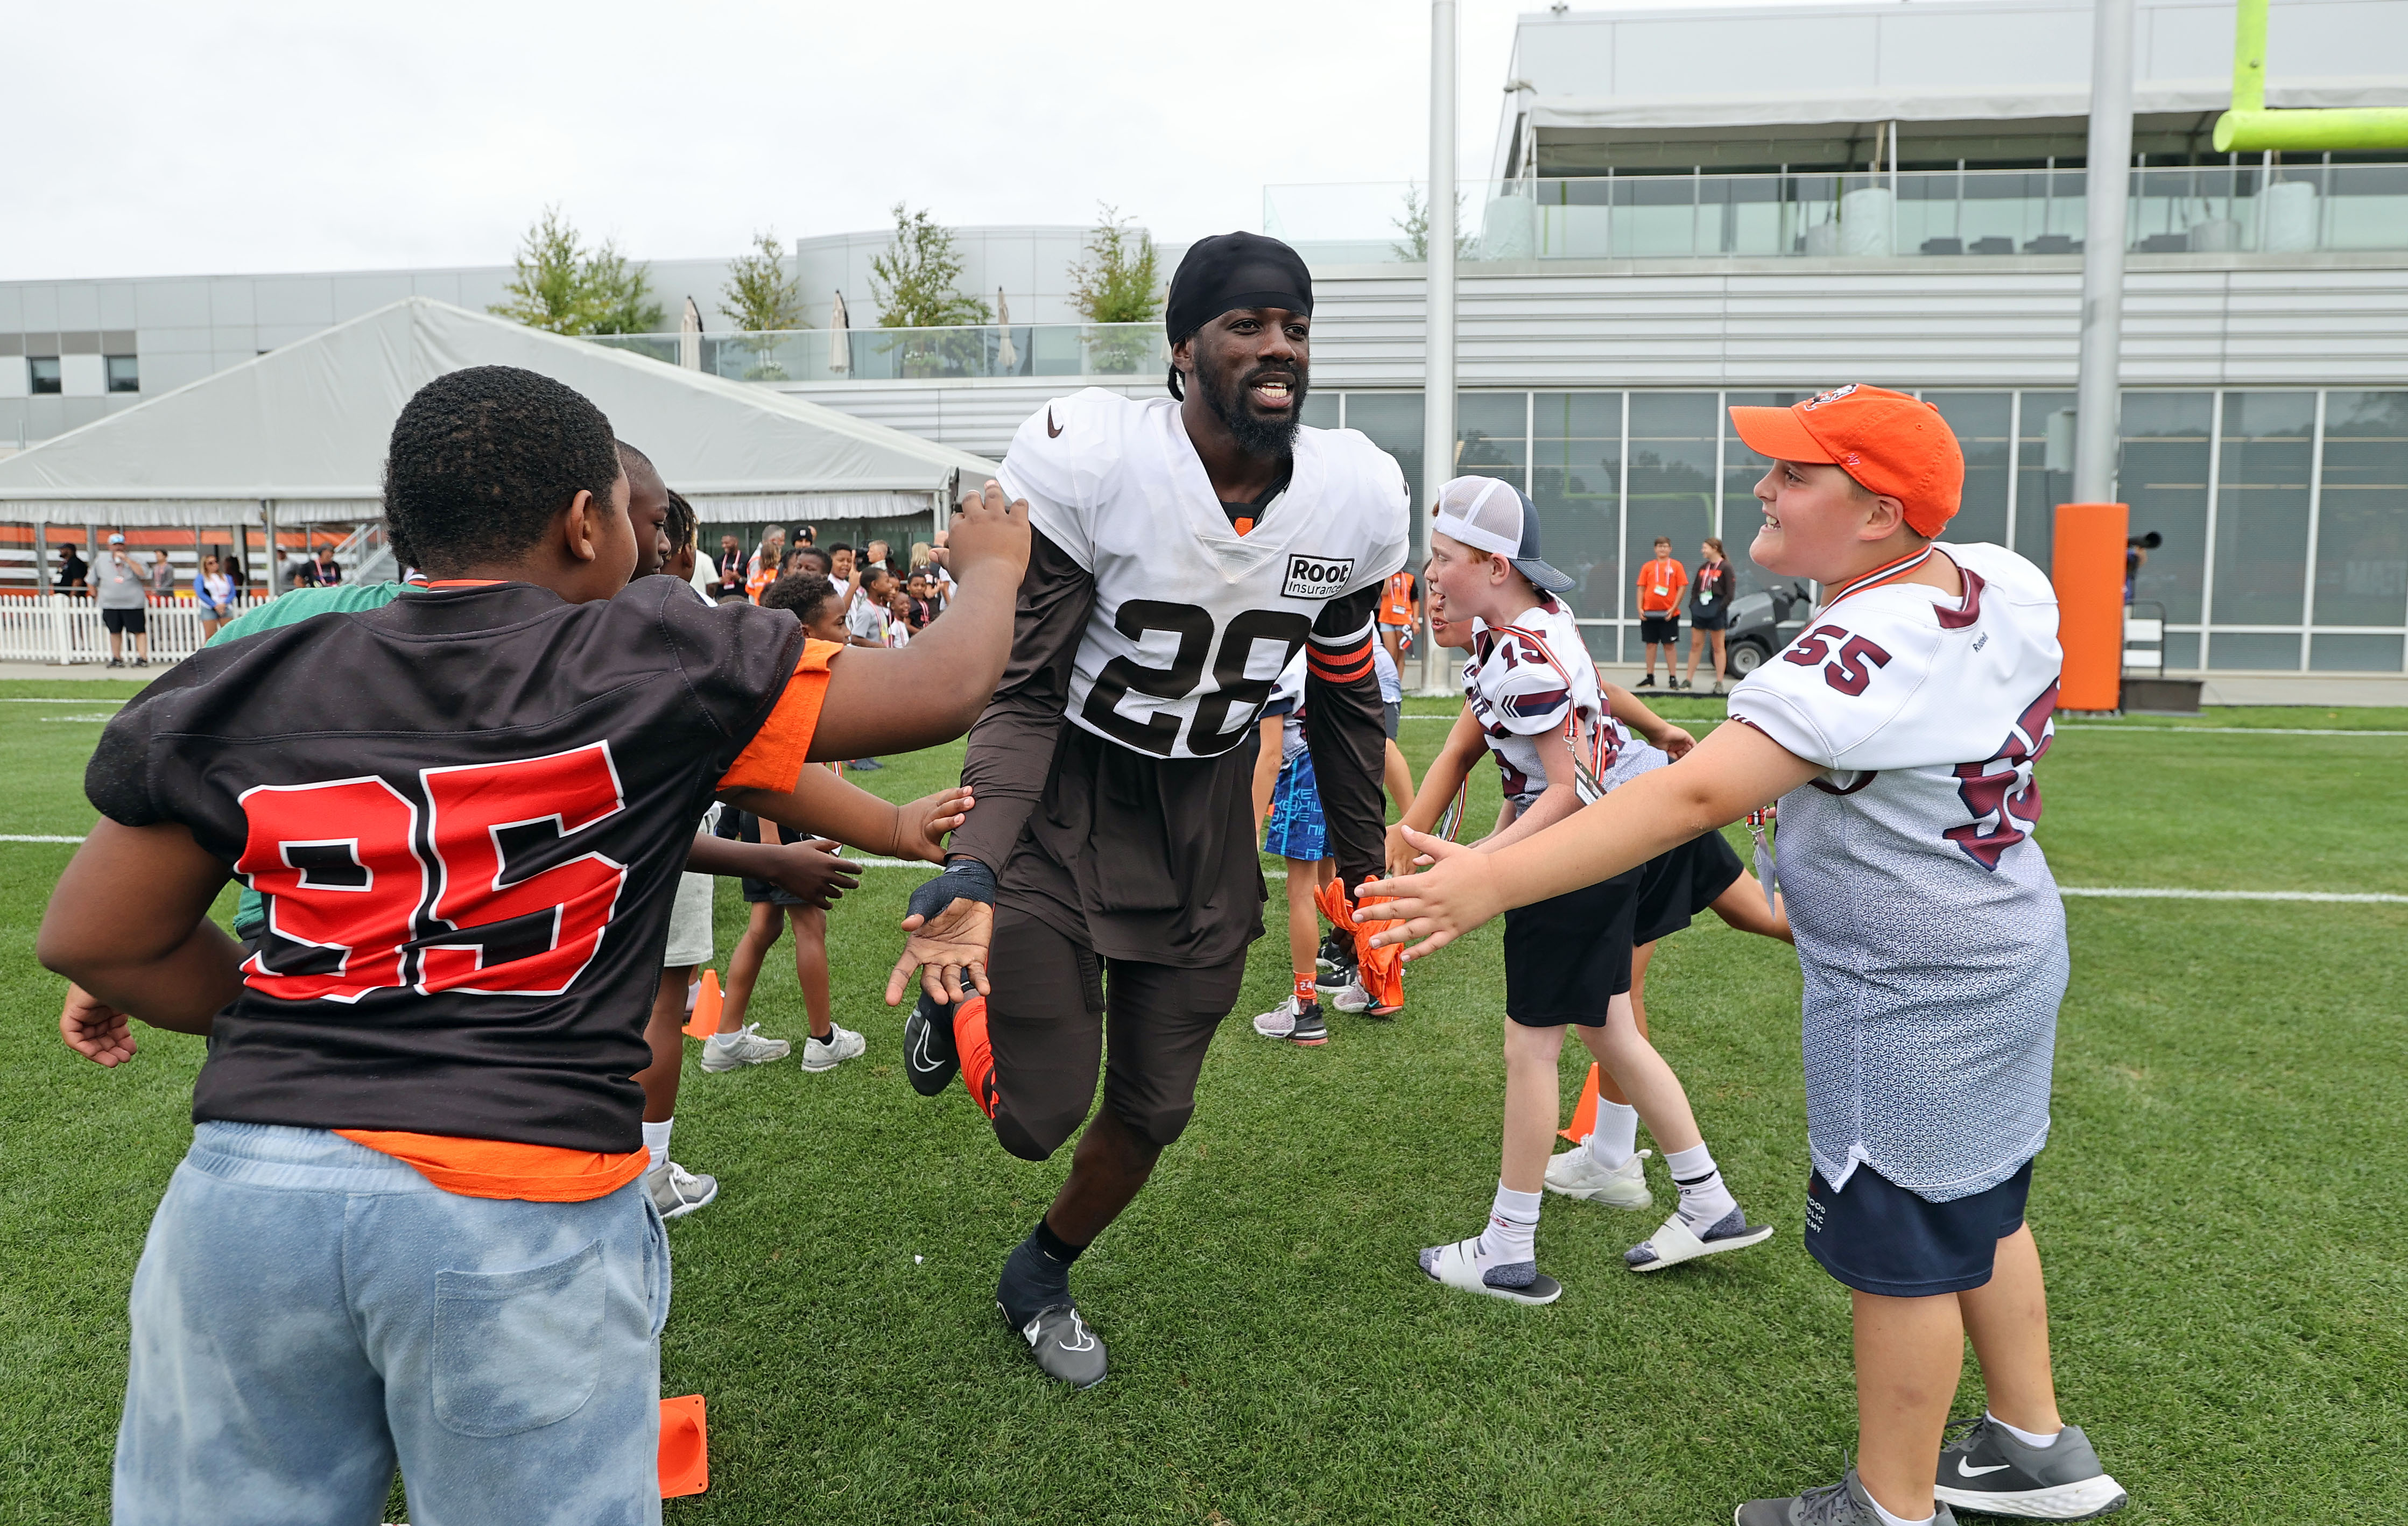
[{"x1": 2052, "y1": 501, "x2": 2128, "y2": 711}]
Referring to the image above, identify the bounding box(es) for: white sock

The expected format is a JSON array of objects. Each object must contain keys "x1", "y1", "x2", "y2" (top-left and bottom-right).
[
  {"x1": 642, "y1": 1119, "x2": 673, "y2": 1171},
  {"x1": 1585, "y1": 1101, "x2": 1640, "y2": 1169},
  {"x1": 1988, "y1": 1411, "x2": 2062, "y2": 1447},
  {"x1": 1476, "y1": 1182, "x2": 1542, "y2": 1266},
  {"x1": 1862, "y1": 1489, "x2": 1933, "y2": 1526},
  {"x1": 684, "y1": 979, "x2": 701, "y2": 1014},
  {"x1": 1664, "y1": 1141, "x2": 1738, "y2": 1231}
]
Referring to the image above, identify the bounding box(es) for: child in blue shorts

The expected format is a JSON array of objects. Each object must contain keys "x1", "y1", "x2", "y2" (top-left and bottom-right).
[{"x1": 1251, "y1": 653, "x2": 1335, "y2": 1045}]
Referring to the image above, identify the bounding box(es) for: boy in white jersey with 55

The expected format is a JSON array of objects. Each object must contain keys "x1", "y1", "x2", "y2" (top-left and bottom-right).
[
  {"x1": 1368, "y1": 390, "x2": 2124, "y2": 1526},
  {"x1": 1412, "y1": 476, "x2": 1773, "y2": 1306}
]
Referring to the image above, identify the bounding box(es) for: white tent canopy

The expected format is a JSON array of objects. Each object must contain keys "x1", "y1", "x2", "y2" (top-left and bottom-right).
[{"x1": 0, "y1": 296, "x2": 997, "y2": 527}]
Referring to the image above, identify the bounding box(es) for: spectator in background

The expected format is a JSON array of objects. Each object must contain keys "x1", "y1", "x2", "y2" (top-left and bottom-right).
[
  {"x1": 793, "y1": 524, "x2": 815, "y2": 549},
  {"x1": 94, "y1": 533, "x2": 151, "y2": 668},
  {"x1": 746, "y1": 527, "x2": 785, "y2": 603},
  {"x1": 885, "y1": 585, "x2": 915, "y2": 647},
  {"x1": 57, "y1": 545, "x2": 88, "y2": 596},
  {"x1": 904, "y1": 570, "x2": 937, "y2": 630},
  {"x1": 846, "y1": 564, "x2": 898, "y2": 648},
  {"x1": 149, "y1": 549, "x2": 177, "y2": 597},
  {"x1": 925, "y1": 528, "x2": 956, "y2": 602},
  {"x1": 714, "y1": 534, "x2": 747, "y2": 601},
  {"x1": 862, "y1": 539, "x2": 891, "y2": 573},
  {"x1": 195, "y1": 554, "x2": 237, "y2": 640},
  {"x1": 792, "y1": 546, "x2": 833, "y2": 580},
  {"x1": 1682, "y1": 536, "x2": 1736, "y2": 697},
  {"x1": 313, "y1": 546, "x2": 343, "y2": 587}
]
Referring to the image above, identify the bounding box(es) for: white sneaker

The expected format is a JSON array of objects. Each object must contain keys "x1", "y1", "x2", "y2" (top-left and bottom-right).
[
  {"x1": 1251, "y1": 996, "x2": 1328, "y2": 1045},
  {"x1": 1330, "y1": 979, "x2": 1401, "y2": 1018},
  {"x1": 647, "y1": 1159, "x2": 719, "y2": 1220},
  {"x1": 1544, "y1": 1143, "x2": 1654, "y2": 1208},
  {"x1": 799, "y1": 1023, "x2": 865, "y2": 1073},
  {"x1": 700, "y1": 1022, "x2": 792, "y2": 1072}
]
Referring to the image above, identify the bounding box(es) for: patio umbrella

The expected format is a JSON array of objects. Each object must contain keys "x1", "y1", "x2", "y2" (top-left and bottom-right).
[
  {"x1": 679, "y1": 296, "x2": 702, "y2": 371},
  {"x1": 995, "y1": 288, "x2": 1017, "y2": 373},
  {"x1": 828, "y1": 290, "x2": 851, "y2": 376}
]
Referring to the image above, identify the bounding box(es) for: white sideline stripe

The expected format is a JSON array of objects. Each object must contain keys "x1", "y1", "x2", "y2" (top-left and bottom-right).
[
  {"x1": 0, "y1": 833, "x2": 88, "y2": 843},
  {"x1": 2, "y1": 697, "x2": 129, "y2": 704},
  {"x1": 1404, "y1": 715, "x2": 2407, "y2": 737}
]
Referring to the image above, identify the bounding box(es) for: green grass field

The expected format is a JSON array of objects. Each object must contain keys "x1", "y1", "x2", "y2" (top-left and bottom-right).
[{"x1": 2, "y1": 682, "x2": 2402, "y2": 1524}]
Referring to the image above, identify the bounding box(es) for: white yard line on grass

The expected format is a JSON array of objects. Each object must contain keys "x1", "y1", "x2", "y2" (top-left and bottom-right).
[
  {"x1": 1402, "y1": 713, "x2": 2407, "y2": 738},
  {"x1": 1, "y1": 697, "x2": 128, "y2": 704}
]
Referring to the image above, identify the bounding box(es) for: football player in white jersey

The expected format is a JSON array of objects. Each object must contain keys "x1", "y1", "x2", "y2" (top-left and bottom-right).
[
  {"x1": 882, "y1": 233, "x2": 1409, "y2": 1388},
  {"x1": 1365, "y1": 388, "x2": 2124, "y2": 1526}
]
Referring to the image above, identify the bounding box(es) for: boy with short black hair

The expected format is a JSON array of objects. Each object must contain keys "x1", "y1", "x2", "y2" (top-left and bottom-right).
[
  {"x1": 43, "y1": 364, "x2": 1029, "y2": 1524},
  {"x1": 1406, "y1": 476, "x2": 1770, "y2": 1306},
  {"x1": 1370, "y1": 388, "x2": 2123, "y2": 1526},
  {"x1": 1635, "y1": 534, "x2": 1686, "y2": 688}
]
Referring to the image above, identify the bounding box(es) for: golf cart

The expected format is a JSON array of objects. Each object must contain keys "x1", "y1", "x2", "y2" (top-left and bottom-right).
[{"x1": 1722, "y1": 580, "x2": 1816, "y2": 677}]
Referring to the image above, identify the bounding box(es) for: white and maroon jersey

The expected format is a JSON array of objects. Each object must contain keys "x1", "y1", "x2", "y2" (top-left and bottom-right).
[
  {"x1": 1461, "y1": 593, "x2": 1621, "y2": 811},
  {"x1": 996, "y1": 388, "x2": 1410, "y2": 761},
  {"x1": 1727, "y1": 540, "x2": 2067, "y2": 1203}
]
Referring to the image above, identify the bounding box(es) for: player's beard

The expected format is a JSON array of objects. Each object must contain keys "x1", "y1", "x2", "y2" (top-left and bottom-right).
[{"x1": 1202, "y1": 355, "x2": 1308, "y2": 457}]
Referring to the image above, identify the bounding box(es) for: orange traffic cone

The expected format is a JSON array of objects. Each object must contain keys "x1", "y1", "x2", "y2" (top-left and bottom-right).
[
  {"x1": 658, "y1": 1394, "x2": 708, "y2": 1498},
  {"x1": 682, "y1": 971, "x2": 722, "y2": 1040},
  {"x1": 1559, "y1": 1063, "x2": 1601, "y2": 1143}
]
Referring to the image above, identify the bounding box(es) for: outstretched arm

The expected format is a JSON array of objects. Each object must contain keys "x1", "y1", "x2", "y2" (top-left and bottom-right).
[
  {"x1": 804, "y1": 482, "x2": 1030, "y2": 761},
  {"x1": 1387, "y1": 703, "x2": 1484, "y2": 875},
  {"x1": 1603, "y1": 680, "x2": 1696, "y2": 759},
  {"x1": 1365, "y1": 717, "x2": 1821, "y2": 959},
  {"x1": 1304, "y1": 584, "x2": 1390, "y2": 893}
]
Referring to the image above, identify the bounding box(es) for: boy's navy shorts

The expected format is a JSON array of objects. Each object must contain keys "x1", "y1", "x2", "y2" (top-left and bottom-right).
[
  {"x1": 1263, "y1": 752, "x2": 1326, "y2": 862},
  {"x1": 1803, "y1": 1157, "x2": 2034, "y2": 1297},
  {"x1": 1502, "y1": 866, "x2": 1639, "y2": 1027}
]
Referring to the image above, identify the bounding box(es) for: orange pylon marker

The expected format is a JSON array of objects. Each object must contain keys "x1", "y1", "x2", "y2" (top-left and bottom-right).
[
  {"x1": 658, "y1": 1394, "x2": 708, "y2": 1498},
  {"x1": 1559, "y1": 1063, "x2": 1601, "y2": 1143},
  {"x1": 682, "y1": 971, "x2": 723, "y2": 1040}
]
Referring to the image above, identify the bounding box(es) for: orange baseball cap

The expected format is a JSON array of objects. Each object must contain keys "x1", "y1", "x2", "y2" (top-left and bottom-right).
[{"x1": 1728, "y1": 384, "x2": 1964, "y2": 538}]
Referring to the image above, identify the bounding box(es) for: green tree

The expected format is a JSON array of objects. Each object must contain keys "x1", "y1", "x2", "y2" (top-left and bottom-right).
[
  {"x1": 719, "y1": 230, "x2": 808, "y2": 380},
  {"x1": 490, "y1": 207, "x2": 662, "y2": 335},
  {"x1": 1069, "y1": 204, "x2": 1163, "y2": 323},
  {"x1": 870, "y1": 204, "x2": 991, "y2": 328},
  {"x1": 1390, "y1": 182, "x2": 1476, "y2": 263}
]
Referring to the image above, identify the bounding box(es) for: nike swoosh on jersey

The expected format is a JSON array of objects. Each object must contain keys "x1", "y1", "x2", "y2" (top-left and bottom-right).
[
  {"x1": 1046, "y1": 408, "x2": 1063, "y2": 438},
  {"x1": 1956, "y1": 1460, "x2": 2013, "y2": 1478}
]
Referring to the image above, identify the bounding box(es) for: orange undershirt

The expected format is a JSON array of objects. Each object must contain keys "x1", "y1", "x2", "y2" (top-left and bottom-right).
[{"x1": 336, "y1": 637, "x2": 842, "y2": 1201}]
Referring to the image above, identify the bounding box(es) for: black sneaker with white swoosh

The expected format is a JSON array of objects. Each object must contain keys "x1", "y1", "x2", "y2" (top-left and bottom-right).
[
  {"x1": 1933, "y1": 1414, "x2": 2127, "y2": 1520},
  {"x1": 903, "y1": 991, "x2": 959, "y2": 1097}
]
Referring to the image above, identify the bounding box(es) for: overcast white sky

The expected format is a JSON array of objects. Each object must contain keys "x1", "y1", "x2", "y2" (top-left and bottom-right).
[{"x1": 9, "y1": 0, "x2": 1569, "y2": 282}]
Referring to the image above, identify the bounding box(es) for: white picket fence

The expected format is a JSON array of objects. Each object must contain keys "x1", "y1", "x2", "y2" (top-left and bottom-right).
[{"x1": 0, "y1": 595, "x2": 268, "y2": 665}]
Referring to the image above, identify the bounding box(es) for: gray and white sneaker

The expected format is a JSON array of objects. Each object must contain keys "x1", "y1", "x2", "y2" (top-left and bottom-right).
[
  {"x1": 799, "y1": 1023, "x2": 865, "y2": 1073},
  {"x1": 1933, "y1": 1415, "x2": 2127, "y2": 1520},
  {"x1": 1544, "y1": 1144, "x2": 1654, "y2": 1208},
  {"x1": 646, "y1": 1159, "x2": 719, "y2": 1220},
  {"x1": 1736, "y1": 1467, "x2": 1958, "y2": 1526},
  {"x1": 699, "y1": 1022, "x2": 791, "y2": 1072},
  {"x1": 1005, "y1": 1301, "x2": 1108, "y2": 1389},
  {"x1": 1252, "y1": 995, "x2": 1328, "y2": 1045}
]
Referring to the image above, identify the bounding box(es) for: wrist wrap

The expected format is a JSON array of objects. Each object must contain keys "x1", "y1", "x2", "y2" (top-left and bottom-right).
[{"x1": 909, "y1": 856, "x2": 998, "y2": 922}]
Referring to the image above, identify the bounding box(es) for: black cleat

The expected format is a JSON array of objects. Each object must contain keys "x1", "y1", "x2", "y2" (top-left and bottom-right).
[
  {"x1": 1003, "y1": 1301, "x2": 1108, "y2": 1389},
  {"x1": 903, "y1": 991, "x2": 959, "y2": 1097}
]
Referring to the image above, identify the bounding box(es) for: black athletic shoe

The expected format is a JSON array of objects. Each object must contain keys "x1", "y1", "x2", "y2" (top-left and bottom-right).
[
  {"x1": 849, "y1": 758, "x2": 884, "y2": 771},
  {"x1": 1933, "y1": 1415, "x2": 2127, "y2": 1520},
  {"x1": 1003, "y1": 1301, "x2": 1108, "y2": 1389},
  {"x1": 1314, "y1": 929, "x2": 1351, "y2": 980},
  {"x1": 1636, "y1": 675, "x2": 1656, "y2": 689},
  {"x1": 903, "y1": 991, "x2": 959, "y2": 1097}
]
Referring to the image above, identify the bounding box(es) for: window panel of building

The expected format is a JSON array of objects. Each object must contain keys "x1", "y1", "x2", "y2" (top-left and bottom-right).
[
  {"x1": 1455, "y1": 392, "x2": 1527, "y2": 486},
  {"x1": 1922, "y1": 392, "x2": 2012, "y2": 550},
  {"x1": 1532, "y1": 391, "x2": 1623, "y2": 621},
  {"x1": 28, "y1": 356, "x2": 60, "y2": 395},
  {"x1": 1340, "y1": 392, "x2": 1424, "y2": 508},
  {"x1": 2310, "y1": 633, "x2": 2406, "y2": 670},
  {"x1": 1299, "y1": 391, "x2": 1340, "y2": 430},
  {"x1": 1624, "y1": 392, "x2": 1719, "y2": 661},
  {"x1": 2013, "y1": 391, "x2": 2075, "y2": 569},
  {"x1": 104, "y1": 355, "x2": 138, "y2": 393},
  {"x1": 2312, "y1": 391, "x2": 2408, "y2": 630},
  {"x1": 2118, "y1": 391, "x2": 2213, "y2": 625},
  {"x1": 2211, "y1": 390, "x2": 2315, "y2": 628},
  {"x1": 1722, "y1": 391, "x2": 1808, "y2": 600},
  {"x1": 2207, "y1": 631, "x2": 2304, "y2": 670}
]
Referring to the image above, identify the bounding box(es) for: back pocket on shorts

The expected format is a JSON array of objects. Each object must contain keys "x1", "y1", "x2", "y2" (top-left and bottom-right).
[{"x1": 432, "y1": 1239, "x2": 604, "y2": 1437}]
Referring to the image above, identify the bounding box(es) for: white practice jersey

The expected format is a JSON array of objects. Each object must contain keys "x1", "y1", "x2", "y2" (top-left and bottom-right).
[
  {"x1": 1728, "y1": 540, "x2": 2067, "y2": 1202},
  {"x1": 1461, "y1": 594, "x2": 1622, "y2": 811},
  {"x1": 997, "y1": 388, "x2": 1410, "y2": 760}
]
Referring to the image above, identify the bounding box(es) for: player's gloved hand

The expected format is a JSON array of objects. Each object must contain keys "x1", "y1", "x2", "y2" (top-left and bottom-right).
[
  {"x1": 1360, "y1": 828, "x2": 1507, "y2": 963},
  {"x1": 887, "y1": 856, "x2": 997, "y2": 1007},
  {"x1": 891, "y1": 786, "x2": 975, "y2": 864},
  {"x1": 60, "y1": 982, "x2": 138, "y2": 1068},
  {"x1": 945, "y1": 480, "x2": 1032, "y2": 585},
  {"x1": 1653, "y1": 723, "x2": 1698, "y2": 760},
  {"x1": 758, "y1": 837, "x2": 858, "y2": 909}
]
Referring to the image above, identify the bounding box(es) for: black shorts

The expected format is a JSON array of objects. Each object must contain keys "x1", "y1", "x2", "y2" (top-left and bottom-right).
[
  {"x1": 1804, "y1": 1157, "x2": 2035, "y2": 1297},
  {"x1": 1689, "y1": 609, "x2": 1729, "y2": 632},
  {"x1": 1633, "y1": 829, "x2": 1745, "y2": 945},
  {"x1": 1639, "y1": 615, "x2": 1678, "y2": 646},
  {"x1": 1382, "y1": 701, "x2": 1400, "y2": 740},
  {"x1": 102, "y1": 606, "x2": 147, "y2": 635},
  {"x1": 983, "y1": 903, "x2": 1246, "y2": 1162},
  {"x1": 1502, "y1": 866, "x2": 1640, "y2": 1027}
]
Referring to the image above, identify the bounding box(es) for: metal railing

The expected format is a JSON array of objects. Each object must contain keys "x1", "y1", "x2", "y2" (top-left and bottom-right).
[
  {"x1": 1264, "y1": 163, "x2": 2408, "y2": 264},
  {"x1": 590, "y1": 323, "x2": 1168, "y2": 384},
  {"x1": 0, "y1": 594, "x2": 266, "y2": 665}
]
